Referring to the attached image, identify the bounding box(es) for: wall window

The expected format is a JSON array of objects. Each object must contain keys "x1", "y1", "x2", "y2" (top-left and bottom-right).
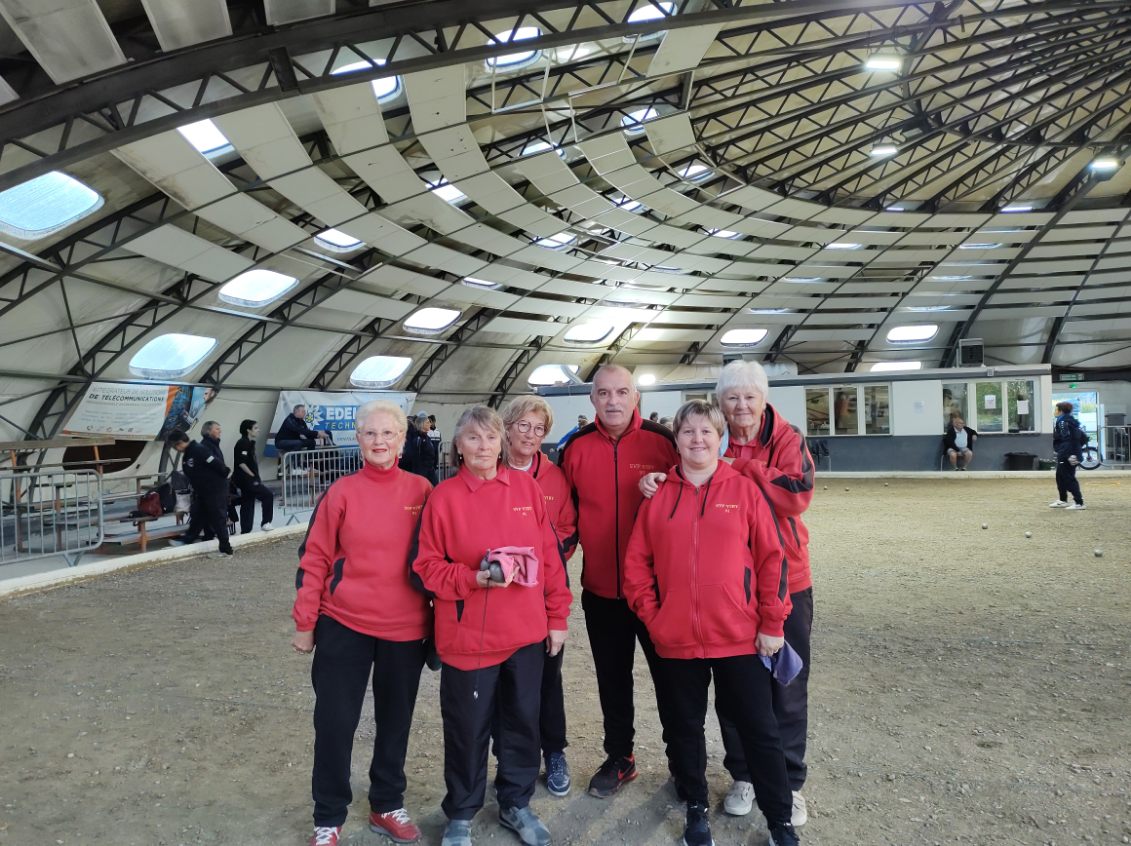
[
  {"x1": 806, "y1": 385, "x2": 891, "y2": 436},
  {"x1": 943, "y1": 379, "x2": 1036, "y2": 433}
]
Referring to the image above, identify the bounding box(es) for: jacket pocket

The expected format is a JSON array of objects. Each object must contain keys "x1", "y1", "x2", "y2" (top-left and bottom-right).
[
  {"x1": 696, "y1": 583, "x2": 757, "y2": 646},
  {"x1": 649, "y1": 587, "x2": 697, "y2": 650}
]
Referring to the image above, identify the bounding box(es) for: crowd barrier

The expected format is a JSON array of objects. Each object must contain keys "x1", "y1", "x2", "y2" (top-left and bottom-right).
[{"x1": 0, "y1": 469, "x2": 104, "y2": 567}]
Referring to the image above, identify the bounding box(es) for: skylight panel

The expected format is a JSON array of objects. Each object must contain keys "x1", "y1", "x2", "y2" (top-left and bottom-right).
[
  {"x1": 621, "y1": 107, "x2": 658, "y2": 134},
  {"x1": 177, "y1": 119, "x2": 232, "y2": 157},
  {"x1": 886, "y1": 324, "x2": 938, "y2": 343},
  {"x1": 405, "y1": 306, "x2": 460, "y2": 332},
  {"x1": 720, "y1": 328, "x2": 768, "y2": 346},
  {"x1": 331, "y1": 59, "x2": 402, "y2": 103},
  {"x1": 707, "y1": 228, "x2": 741, "y2": 239},
  {"x1": 487, "y1": 26, "x2": 542, "y2": 69},
  {"x1": 870, "y1": 360, "x2": 922, "y2": 372},
  {"x1": 128, "y1": 333, "x2": 217, "y2": 380},
  {"x1": 0, "y1": 171, "x2": 104, "y2": 240},
  {"x1": 463, "y1": 276, "x2": 501, "y2": 289},
  {"x1": 218, "y1": 269, "x2": 298, "y2": 307},
  {"x1": 528, "y1": 364, "x2": 579, "y2": 386},
  {"x1": 564, "y1": 322, "x2": 615, "y2": 343},
  {"x1": 534, "y1": 232, "x2": 576, "y2": 249},
  {"x1": 349, "y1": 355, "x2": 412, "y2": 388},
  {"x1": 431, "y1": 181, "x2": 467, "y2": 204},
  {"x1": 314, "y1": 228, "x2": 364, "y2": 251}
]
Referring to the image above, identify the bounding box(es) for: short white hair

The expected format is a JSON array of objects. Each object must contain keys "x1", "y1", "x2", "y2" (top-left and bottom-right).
[
  {"x1": 355, "y1": 400, "x2": 407, "y2": 434},
  {"x1": 715, "y1": 360, "x2": 769, "y2": 400}
]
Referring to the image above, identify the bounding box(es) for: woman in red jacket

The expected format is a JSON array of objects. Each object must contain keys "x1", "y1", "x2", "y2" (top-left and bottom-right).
[
  {"x1": 623, "y1": 399, "x2": 800, "y2": 846},
  {"x1": 501, "y1": 396, "x2": 578, "y2": 798},
  {"x1": 641, "y1": 360, "x2": 815, "y2": 827},
  {"x1": 291, "y1": 401, "x2": 433, "y2": 846},
  {"x1": 413, "y1": 406, "x2": 572, "y2": 846}
]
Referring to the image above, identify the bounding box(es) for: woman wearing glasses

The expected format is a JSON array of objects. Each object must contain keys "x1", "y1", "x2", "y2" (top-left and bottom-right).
[
  {"x1": 500, "y1": 396, "x2": 578, "y2": 797},
  {"x1": 292, "y1": 400, "x2": 433, "y2": 846}
]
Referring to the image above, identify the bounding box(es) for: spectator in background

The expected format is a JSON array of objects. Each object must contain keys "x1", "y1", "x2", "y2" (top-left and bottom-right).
[
  {"x1": 555, "y1": 414, "x2": 590, "y2": 451},
  {"x1": 169, "y1": 424, "x2": 233, "y2": 559},
  {"x1": 276, "y1": 404, "x2": 331, "y2": 453},
  {"x1": 1050, "y1": 401, "x2": 1086, "y2": 510},
  {"x1": 658, "y1": 417, "x2": 672, "y2": 430},
  {"x1": 648, "y1": 412, "x2": 660, "y2": 423},
  {"x1": 428, "y1": 414, "x2": 443, "y2": 452},
  {"x1": 233, "y1": 419, "x2": 274, "y2": 533},
  {"x1": 400, "y1": 412, "x2": 439, "y2": 485},
  {"x1": 943, "y1": 415, "x2": 978, "y2": 471}
]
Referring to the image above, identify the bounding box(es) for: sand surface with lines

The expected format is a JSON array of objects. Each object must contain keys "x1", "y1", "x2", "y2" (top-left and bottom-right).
[{"x1": 1, "y1": 476, "x2": 1129, "y2": 846}]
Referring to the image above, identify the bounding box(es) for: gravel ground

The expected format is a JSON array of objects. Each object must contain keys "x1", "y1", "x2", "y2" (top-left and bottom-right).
[{"x1": 1, "y1": 476, "x2": 1129, "y2": 846}]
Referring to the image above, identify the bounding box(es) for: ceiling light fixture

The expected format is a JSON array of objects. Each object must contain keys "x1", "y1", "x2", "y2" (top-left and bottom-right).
[
  {"x1": 1089, "y1": 157, "x2": 1121, "y2": 172},
  {"x1": 869, "y1": 142, "x2": 898, "y2": 158},
  {"x1": 865, "y1": 54, "x2": 903, "y2": 72}
]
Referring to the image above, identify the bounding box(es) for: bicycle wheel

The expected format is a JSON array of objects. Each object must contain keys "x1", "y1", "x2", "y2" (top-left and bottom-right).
[{"x1": 1079, "y1": 446, "x2": 1102, "y2": 470}]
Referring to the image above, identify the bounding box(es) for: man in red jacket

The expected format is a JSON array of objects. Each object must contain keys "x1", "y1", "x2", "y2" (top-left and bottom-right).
[{"x1": 558, "y1": 364, "x2": 678, "y2": 797}]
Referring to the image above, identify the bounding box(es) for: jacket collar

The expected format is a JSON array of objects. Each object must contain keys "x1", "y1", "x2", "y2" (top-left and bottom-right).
[
  {"x1": 595, "y1": 407, "x2": 643, "y2": 443},
  {"x1": 458, "y1": 462, "x2": 512, "y2": 492},
  {"x1": 360, "y1": 461, "x2": 400, "y2": 482}
]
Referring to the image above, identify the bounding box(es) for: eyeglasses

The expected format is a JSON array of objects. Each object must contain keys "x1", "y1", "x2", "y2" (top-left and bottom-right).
[
  {"x1": 513, "y1": 421, "x2": 547, "y2": 436},
  {"x1": 358, "y1": 429, "x2": 399, "y2": 442}
]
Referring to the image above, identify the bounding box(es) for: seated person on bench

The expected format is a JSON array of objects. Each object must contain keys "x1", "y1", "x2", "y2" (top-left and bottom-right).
[
  {"x1": 943, "y1": 415, "x2": 977, "y2": 470},
  {"x1": 275, "y1": 404, "x2": 331, "y2": 454}
]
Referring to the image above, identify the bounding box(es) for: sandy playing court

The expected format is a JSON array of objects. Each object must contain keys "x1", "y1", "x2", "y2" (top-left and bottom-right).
[{"x1": 1, "y1": 475, "x2": 1129, "y2": 845}]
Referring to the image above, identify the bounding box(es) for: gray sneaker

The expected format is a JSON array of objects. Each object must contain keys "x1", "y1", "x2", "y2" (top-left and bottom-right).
[
  {"x1": 499, "y1": 805, "x2": 550, "y2": 846},
  {"x1": 441, "y1": 819, "x2": 472, "y2": 846}
]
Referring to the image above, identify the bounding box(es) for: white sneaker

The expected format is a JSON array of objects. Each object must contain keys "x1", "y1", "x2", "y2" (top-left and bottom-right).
[
  {"x1": 261, "y1": 523, "x2": 273, "y2": 531},
  {"x1": 723, "y1": 779, "x2": 754, "y2": 816},
  {"x1": 1048, "y1": 500, "x2": 1069, "y2": 508},
  {"x1": 1066, "y1": 503, "x2": 1086, "y2": 510},
  {"x1": 791, "y1": 791, "x2": 808, "y2": 827}
]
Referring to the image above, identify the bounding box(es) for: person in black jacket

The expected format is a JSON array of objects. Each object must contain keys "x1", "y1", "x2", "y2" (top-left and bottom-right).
[
  {"x1": 275, "y1": 404, "x2": 330, "y2": 453},
  {"x1": 1050, "y1": 401, "x2": 1086, "y2": 509},
  {"x1": 398, "y1": 412, "x2": 438, "y2": 484},
  {"x1": 169, "y1": 424, "x2": 234, "y2": 557},
  {"x1": 942, "y1": 415, "x2": 978, "y2": 470},
  {"x1": 233, "y1": 419, "x2": 274, "y2": 534}
]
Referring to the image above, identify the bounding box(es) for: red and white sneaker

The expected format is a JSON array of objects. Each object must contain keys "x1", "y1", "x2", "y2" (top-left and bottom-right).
[
  {"x1": 309, "y1": 826, "x2": 341, "y2": 846},
  {"x1": 370, "y1": 808, "x2": 422, "y2": 843}
]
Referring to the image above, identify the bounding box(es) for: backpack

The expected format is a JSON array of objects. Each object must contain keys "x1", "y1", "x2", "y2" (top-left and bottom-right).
[
  {"x1": 1076, "y1": 424, "x2": 1091, "y2": 446},
  {"x1": 156, "y1": 481, "x2": 176, "y2": 514}
]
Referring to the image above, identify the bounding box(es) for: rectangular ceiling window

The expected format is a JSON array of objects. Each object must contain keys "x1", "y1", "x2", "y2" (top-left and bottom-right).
[
  {"x1": 405, "y1": 307, "x2": 460, "y2": 333},
  {"x1": 0, "y1": 171, "x2": 103, "y2": 240},
  {"x1": 218, "y1": 269, "x2": 298, "y2": 307},
  {"x1": 528, "y1": 364, "x2": 579, "y2": 386},
  {"x1": 720, "y1": 328, "x2": 768, "y2": 346},
  {"x1": 177, "y1": 119, "x2": 233, "y2": 158},
  {"x1": 315, "y1": 228, "x2": 364, "y2": 251},
  {"x1": 887, "y1": 324, "x2": 938, "y2": 343},
  {"x1": 350, "y1": 355, "x2": 412, "y2": 388},
  {"x1": 128, "y1": 333, "x2": 217, "y2": 380}
]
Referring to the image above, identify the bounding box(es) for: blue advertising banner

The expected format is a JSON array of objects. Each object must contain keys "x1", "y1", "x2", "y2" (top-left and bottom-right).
[{"x1": 266, "y1": 390, "x2": 416, "y2": 456}]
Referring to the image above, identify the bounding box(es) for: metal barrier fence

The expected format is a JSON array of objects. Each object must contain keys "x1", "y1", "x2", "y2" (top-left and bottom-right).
[
  {"x1": 0, "y1": 469, "x2": 104, "y2": 567},
  {"x1": 1096, "y1": 425, "x2": 1131, "y2": 466},
  {"x1": 279, "y1": 446, "x2": 363, "y2": 522}
]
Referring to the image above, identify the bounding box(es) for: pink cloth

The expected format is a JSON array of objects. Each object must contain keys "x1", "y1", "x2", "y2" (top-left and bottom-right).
[{"x1": 486, "y1": 546, "x2": 540, "y2": 587}]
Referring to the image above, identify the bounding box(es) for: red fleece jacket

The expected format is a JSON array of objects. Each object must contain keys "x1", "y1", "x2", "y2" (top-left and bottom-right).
[
  {"x1": 412, "y1": 464, "x2": 572, "y2": 671},
  {"x1": 528, "y1": 451, "x2": 577, "y2": 560},
  {"x1": 622, "y1": 461, "x2": 790, "y2": 660},
  {"x1": 725, "y1": 404, "x2": 814, "y2": 593},
  {"x1": 293, "y1": 463, "x2": 432, "y2": 640},
  {"x1": 559, "y1": 409, "x2": 677, "y2": 598}
]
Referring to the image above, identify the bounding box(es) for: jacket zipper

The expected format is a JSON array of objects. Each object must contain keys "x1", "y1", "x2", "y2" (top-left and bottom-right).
[
  {"x1": 613, "y1": 438, "x2": 621, "y2": 598},
  {"x1": 691, "y1": 484, "x2": 703, "y2": 644}
]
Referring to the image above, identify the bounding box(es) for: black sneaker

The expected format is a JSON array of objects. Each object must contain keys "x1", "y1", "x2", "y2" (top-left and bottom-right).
[
  {"x1": 682, "y1": 802, "x2": 713, "y2": 846},
  {"x1": 587, "y1": 755, "x2": 637, "y2": 798},
  {"x1": 768, "y1": 821, "x2": 801, "y2": 846}
]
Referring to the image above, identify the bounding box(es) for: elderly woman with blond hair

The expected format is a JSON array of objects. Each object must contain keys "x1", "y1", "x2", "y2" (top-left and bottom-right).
[
  {"x1": 641, "y1": 359, "x2": 815, "y2": 827},
  {"x1": 292, "y1": 400, "x2": 433, "y2": 846},
  {"x1": 413, "y1": 406, "x2": 572, "y2": 846},
  {"x1": 500, "y1": 395, "x2": 578, "y2": 797},
  {"x1": 624, "y1": 399, "x2": 799, "y2": 846}
]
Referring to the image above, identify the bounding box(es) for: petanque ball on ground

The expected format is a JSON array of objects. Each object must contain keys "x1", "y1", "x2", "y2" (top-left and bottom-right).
[
  {"x1": 844, "y1": 487, "x2": 850, "y2": 492},
  {"x1": 1094, "y1": 549, "x2": 1103, "y2": 558},
  {"x1": 1025, "y1": 531, "x2": 1032, "y2": 538},
  {"x1": 981, "y1": 523, "x2": 988, "y2": 529}
]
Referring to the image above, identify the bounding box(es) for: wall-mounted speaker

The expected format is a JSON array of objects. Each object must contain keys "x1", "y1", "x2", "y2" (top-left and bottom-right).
[{"x1": 958, "y1": 339, "x2": 984, "y2": 367}]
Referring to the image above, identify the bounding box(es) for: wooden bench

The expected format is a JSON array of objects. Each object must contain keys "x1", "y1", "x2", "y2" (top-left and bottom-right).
[{"x1": 101, "y1": 514, "x2": 185, "y2": 554}]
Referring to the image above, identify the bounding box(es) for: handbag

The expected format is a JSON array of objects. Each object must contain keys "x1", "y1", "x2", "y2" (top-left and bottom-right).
[{"x1": 137, "y1": 490, "x2": 162, "y2": 518}]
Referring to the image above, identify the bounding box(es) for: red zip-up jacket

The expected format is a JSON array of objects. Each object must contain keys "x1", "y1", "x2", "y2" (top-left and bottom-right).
[
  {"x1": 412, "y1": 464, "x2": 572, "y2": 671},
  {"x1": 293, "y1": 463, "x2": 432, "y2": 640},
  {"x1": 622, "y1": 461, "x2": 790, "y2": 660},
  {"x1": 724, "y1": 404, "x2": 814, "y2": 594},
  {"x1": 559, "y1": 409, "x2": 677, "y2": 599},
  {"x1": 527, "y1": 451, "x2": 577, "y2": 560}
]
